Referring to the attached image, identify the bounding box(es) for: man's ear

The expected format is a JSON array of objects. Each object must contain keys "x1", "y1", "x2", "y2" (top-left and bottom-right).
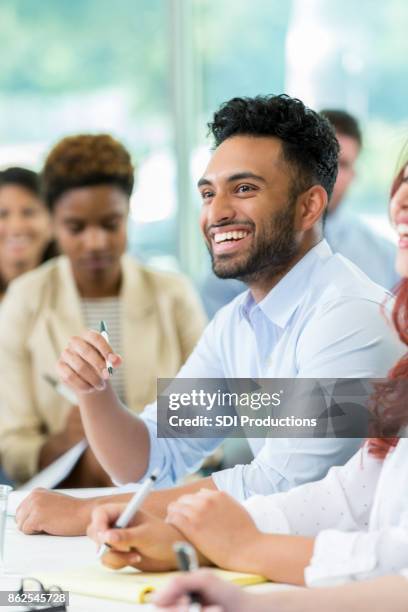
[{"x1": 295, "y1": 185, "x2": 327, "y2": 231}]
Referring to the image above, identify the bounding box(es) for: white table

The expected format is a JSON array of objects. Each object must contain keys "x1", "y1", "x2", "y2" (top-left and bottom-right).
[{"x1": 0, "y1": 490, "x2": 294, "y2": 610}]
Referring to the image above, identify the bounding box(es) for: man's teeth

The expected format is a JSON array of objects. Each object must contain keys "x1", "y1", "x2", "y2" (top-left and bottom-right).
[
  {"x1": 214, "y1": 230, "x2": 249, "y2": 243},
  {"x1": 397, "y1": 223, "x2": 408, "y2": 237}
]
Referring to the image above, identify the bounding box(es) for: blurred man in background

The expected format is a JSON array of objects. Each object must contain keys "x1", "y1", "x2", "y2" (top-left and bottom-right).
[{"x1": 321, "y1": 109, "x2": 398, "y2": 291}]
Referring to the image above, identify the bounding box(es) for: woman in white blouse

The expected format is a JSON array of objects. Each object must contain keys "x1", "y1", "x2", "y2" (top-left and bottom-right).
[{"x1": 86, "y1": 156, "x2": 408, "y2": 606}]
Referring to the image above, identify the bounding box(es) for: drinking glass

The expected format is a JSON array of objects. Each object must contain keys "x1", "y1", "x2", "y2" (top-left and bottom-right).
[{"x1": 0, "y1": 484, "x2": 13, "y2": 567}]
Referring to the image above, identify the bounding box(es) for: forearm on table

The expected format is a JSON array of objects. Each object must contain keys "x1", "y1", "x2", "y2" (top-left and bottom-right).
[
  {"x1": 142, "y1": 476, "x2": 216, "y2": 519},
  {"x1": 72, "y1": 491, "x2": 133, "y2": 531},
  {"x1": 74, "y1": 477, "x2": 216, "y2": 529},
  {"x1": 243, "y1": 533, "x2": 314, "y2": 586},
  {"x1": 265, "y1": 576, "x2": 408, "y2": 612},
  {"x1": 77, "y1": 384, "x2": 150, "y2": 483}
]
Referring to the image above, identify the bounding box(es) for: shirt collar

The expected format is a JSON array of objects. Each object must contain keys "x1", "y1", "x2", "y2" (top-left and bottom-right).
[{"x1": 239, "y1": 239, "x2": 332, "y2": 329}]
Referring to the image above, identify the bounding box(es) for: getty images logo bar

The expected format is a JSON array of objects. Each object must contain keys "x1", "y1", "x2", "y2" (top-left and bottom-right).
[{"x1": 156, "y1": 378, "x2": 408, "y2": 439}]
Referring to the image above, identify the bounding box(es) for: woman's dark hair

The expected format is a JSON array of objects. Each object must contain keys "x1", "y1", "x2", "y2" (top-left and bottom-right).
[
  {"x1": 0, "y1": 166, "x2": 41, "y2": 195},
  {"x1": 41, "y1": 134, "x2": 135, "y2": 210},
  {"x1": 0, "y1": 167, "x2": 58, "y2": 293},
  {"x1": 208, "y1": 94, "x2": 339, "y2": 200}
]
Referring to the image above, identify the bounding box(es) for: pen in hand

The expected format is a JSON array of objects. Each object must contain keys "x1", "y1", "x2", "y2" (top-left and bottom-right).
[
  {"x1": 97, "y1": 469, "x2": 159, "y2": 559},
  {"x1": 99, "y1": 320, "x2": 113, "y2": 376},
  {"x1": 173, "y1": 542, "x2": 202, "y2": 612}
]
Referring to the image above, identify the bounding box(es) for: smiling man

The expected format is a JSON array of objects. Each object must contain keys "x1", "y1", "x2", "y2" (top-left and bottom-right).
[
  {"x1": 202, "y1": 109, "x2": 398, "y2": 318},
  {"x1": 199, "y1": 134, "x2": 314, "y2": 300},
  {"x1": 16, "y1": 95, "x2": 404, "y2": 536}
]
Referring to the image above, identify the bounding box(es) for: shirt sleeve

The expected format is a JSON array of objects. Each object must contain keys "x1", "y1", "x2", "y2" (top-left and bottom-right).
[
  {"x1": 138, "y1": 315, "x2": 226, "y2": 488},
  {"x1": 212, "y1": 437, "x2": 362, "y2": 501},
  {"x1": 305, "y1": 528, "x2": 408, "y2": 587},
  {"x1": 296, "y1": 296, "x2": 404, "y2": 378},
  {"x1": 241, "y1": 448, "x2": 382, "y2": 534}
]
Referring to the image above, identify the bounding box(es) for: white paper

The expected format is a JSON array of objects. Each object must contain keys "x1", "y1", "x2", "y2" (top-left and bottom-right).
[{"x1": 19, "y1": 439, "x2": 88, "y2": 492}]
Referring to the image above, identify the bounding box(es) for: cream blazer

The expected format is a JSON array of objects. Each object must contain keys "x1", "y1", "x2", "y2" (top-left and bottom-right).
[{"x1": 0, "y1": 255, "x2": 207, "y2": 482}]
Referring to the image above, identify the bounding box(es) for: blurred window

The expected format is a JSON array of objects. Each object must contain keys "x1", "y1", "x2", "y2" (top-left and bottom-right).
[{"x1": 1, "y1": 0, "x2": 406, "y2": 275}]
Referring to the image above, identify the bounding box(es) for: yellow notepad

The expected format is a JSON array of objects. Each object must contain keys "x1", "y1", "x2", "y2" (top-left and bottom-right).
[{"x1": 36, "y1": 564, "x2": 267, "y2": 604}]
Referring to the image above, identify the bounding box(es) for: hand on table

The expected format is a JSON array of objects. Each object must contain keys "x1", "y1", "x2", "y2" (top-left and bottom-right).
[
  {"x1": 16, "y1": 488, "x2": 95, "y2": 535},
  {"x1": 166, "y1": 489, "x2": 262, "y2": 573},
  {"x1": 88, "y1": 503, "x2": 209, "y2": 572}
]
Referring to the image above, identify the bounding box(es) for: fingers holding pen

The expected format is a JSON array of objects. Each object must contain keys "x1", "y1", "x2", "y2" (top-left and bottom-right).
[
  {"x1": 56, "y1": 332, "x2": 122, "y2": 393},
  {"x1": 57, "y1": 357, "x2": 97, "y2": 393},
  {"x1": 87, "y1": 507, "x2": 146, "y2": 555},
  {"x1": 86, "y1": 504, "x2": 142, "y2": 569},
  {"x1": 82, "y1": 330, "x2": 122, "y2": 374},
  {"x1": 87, "y1": 503, "x2": 127, "y2": 543},
  {"x1": 101, "y1": 549, "x2": 141, "y2": 570},
  {"x1": 153, "y1": 570, "x2": 215, "y2": 604}
]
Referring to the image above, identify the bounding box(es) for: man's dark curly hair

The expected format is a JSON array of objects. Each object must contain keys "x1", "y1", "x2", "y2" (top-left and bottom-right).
[
  {"x1": 208, "y1": 94, "x2": 339, "y2": 200},
  {"x1": 42, "y1": 134, "x2": 135, "y2": 210}
]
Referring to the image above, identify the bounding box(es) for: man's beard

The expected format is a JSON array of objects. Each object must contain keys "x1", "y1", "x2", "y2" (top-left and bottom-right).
[{"x1": 209, "y1": 204, "x2": 298, "y2": 283}]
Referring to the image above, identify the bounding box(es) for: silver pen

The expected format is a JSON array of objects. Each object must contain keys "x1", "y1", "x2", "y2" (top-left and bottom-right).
[
  {"x1": 173, "y1": 542, "x2": 202, "y2": 612},
  {"x1": 99, "y1": 320, "x2": 113, "y2": 376},
  {"x1": 98, "y1": 470, "x2": 159, "y2": 559}
]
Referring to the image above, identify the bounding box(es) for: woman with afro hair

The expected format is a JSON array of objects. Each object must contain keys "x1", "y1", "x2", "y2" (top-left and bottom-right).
[{"x1": 0, "y1": 134, "x2": 206, "y2": 487}]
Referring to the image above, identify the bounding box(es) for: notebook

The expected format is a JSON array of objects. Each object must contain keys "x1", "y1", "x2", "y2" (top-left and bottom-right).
[
  {"x1": 19, "y1": 440, "x2": 88, "y2": 490},
  {"x1": 36, "y1": 564, "x2": 267, "y2": 604}
]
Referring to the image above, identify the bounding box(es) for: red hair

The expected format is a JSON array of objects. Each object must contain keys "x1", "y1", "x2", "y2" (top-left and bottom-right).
[{"x1": 367, "y1": 161, "x2": 408, "y2": 459}]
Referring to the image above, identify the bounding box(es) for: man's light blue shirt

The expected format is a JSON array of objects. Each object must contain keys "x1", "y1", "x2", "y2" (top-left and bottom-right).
[{"x1": 139, "y1": 240, "x2": 404, "y2": 501}]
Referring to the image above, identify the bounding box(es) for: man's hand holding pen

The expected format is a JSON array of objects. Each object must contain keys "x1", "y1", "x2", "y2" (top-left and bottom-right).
[{"x1": 57, "y1": 328, "x2": 121, "y2": 395}]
